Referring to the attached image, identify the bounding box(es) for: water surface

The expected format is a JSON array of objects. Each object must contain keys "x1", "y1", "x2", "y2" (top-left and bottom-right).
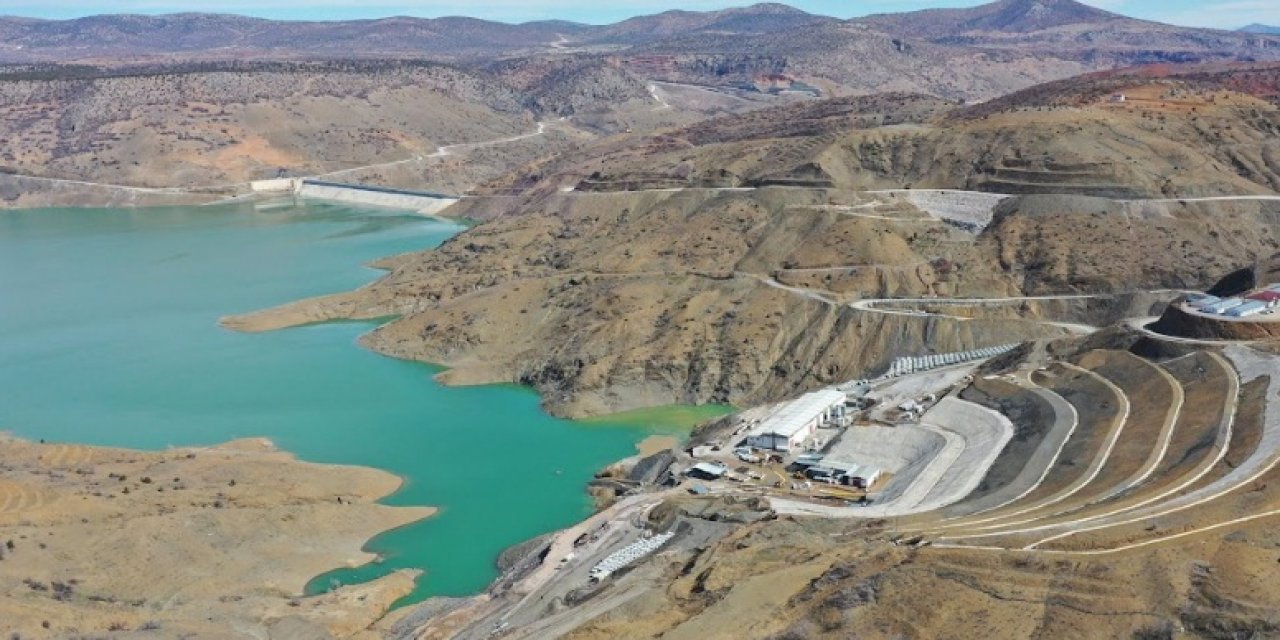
[{"x1": 0, "y1": 201, "x2": 725, "y2": 603}]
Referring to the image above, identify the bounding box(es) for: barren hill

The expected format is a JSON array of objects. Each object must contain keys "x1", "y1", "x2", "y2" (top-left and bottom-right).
[
  {"x1": 224, "y1": 67, "x2": 1280, "y2": 419},
  {"x1": 1240, "y1": 24, "x2": 1280, "y2": 35},
  {"x1": 578, "y1": 3, "x2": 834, "y2": 45},
  {"x1": 859, "y1": 0, "x2": 1123, "y2": 37},
  {"x1": 470, "y1": 63, "x2": 1280, "y2": 205},
  {"x1": 0, "y1": 61, "x2": 541, "y2": 190}
]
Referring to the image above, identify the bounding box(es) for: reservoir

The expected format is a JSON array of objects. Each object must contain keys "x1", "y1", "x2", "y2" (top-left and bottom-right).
[{"x1": 0, "y1": 201, "x2": 728, "y2": 604}]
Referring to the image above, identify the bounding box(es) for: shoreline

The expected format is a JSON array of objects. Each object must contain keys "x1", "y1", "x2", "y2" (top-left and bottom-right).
[{"x1": 223, "y1": 299, "x2": 734, "y2": 421}]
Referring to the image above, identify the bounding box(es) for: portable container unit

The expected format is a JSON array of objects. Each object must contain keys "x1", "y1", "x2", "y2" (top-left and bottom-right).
[
  {"x1": 1202, "y1": 298, "x2": 1245, "y2": 314},
  {"x1": 685, "y1": 462, "x2": 728, "y2": 480},
  {"x1": 1246, "y1": 290, "x2": 1280, "y2": 307},
  {"x1": 1226, "y1": 300, "x2": 1268, "y2": 318},
  {"x1": 1184, "y1": 293, "x2": 1221, "y2": 309}
]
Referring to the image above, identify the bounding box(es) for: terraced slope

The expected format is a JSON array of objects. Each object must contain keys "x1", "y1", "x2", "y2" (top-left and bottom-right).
[
  {"x1": 940, "y1": 364, "x2": 1128, "y2": 528},
  {"x1": 903, "y1": 343, "x2": 1280, "y2": 560},
  {"x1": 938, "y1": 352, "x2": 1235, "y2": 548},
  {"x1": 945, "y1": 375, "x2": 1069, "y2": 516}
]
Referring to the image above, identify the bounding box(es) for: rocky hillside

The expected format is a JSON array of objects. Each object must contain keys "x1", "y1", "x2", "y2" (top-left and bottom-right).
[
  {"x1": 222, "y1": 67, "x2": 1280, "y2": 419},
  {"x1": 0, "y1": 57, "x2": 684, "y2": 195},
  {"x1": 472, "y1": 64, "x2": 1280, "y2": 202},
  {"x1": 486, "y1": 57, "x2": 653, "y2": 117},
  {"x1": 0, "y1": 60, "x2": 545, "y2": 189},
  {"x1": 222, "y1": 182, "x2": 1280, "y2": 419}
]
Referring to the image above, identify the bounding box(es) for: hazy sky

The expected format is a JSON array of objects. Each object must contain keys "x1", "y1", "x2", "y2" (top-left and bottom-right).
[{"x1": 0, "y1": 0, "x2": 1274, "y2": 30}]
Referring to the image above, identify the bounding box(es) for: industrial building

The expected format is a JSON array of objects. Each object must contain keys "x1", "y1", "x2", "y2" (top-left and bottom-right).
[
  {"x1": 745, "y1": 389, "x2": 847, "y2": 452},
  {"x1": 685, "y1": 462, "x2": 728, "y2": 480}
]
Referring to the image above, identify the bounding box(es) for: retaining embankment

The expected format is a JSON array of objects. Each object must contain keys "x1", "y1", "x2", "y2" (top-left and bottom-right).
[
  {"x1": 296, "y1": 180, "x2": 459, "y2": 215},
  {"x1": 1149, "y1": 304, "x2": 1280, "y2": 341}
]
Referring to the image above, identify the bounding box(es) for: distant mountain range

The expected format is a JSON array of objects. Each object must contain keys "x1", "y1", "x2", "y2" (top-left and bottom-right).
[
  {"x1": 0, "y1": 0, "x2": 1276, "y2": 65},
  {"x1": 1, "y1": 0, "x2": 1278, "y2": 104},
  {"x1": 1240, "y1": 24, "x2": 1280, "y2": 35}
]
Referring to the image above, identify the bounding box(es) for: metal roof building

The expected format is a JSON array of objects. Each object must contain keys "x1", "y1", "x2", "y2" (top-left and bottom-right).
[{"x1": 745, "y1": 389, "x2": 846, "y2": 452}]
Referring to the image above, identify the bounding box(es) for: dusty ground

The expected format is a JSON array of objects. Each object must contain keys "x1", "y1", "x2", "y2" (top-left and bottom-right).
[{"x1": 0, "y1": 435, "x2": 433, "y2": 639}]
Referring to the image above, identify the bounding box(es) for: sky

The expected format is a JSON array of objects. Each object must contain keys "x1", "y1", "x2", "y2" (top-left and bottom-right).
[{"x1": 0, "y1": 0, "x2": 1274, "y2": 30}]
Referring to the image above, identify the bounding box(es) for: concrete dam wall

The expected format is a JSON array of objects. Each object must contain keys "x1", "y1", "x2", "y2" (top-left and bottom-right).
[{"x1": 295, "y1": 180, "x2": 459, "y2": 215}]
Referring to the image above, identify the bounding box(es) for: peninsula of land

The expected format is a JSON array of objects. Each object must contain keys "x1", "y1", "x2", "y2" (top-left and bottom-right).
[{"x1": 0, "y1": 435, "x2": 434, "y2": 638}]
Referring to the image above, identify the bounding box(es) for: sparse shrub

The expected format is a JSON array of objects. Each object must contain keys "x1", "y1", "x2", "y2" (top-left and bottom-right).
[{"x1": 1132, "y1": 621, "x2": 1174, "y2": 640}]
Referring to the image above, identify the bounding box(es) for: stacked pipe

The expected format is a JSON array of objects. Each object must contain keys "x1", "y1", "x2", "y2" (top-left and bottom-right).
[{"x1": 589, "y1": 531, "x2": 677, "y2": 581}]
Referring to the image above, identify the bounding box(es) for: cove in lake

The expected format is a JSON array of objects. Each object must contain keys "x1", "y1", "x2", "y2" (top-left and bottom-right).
[{"x1": 0, "y1": 200, "x2": 730, "y2": 604}]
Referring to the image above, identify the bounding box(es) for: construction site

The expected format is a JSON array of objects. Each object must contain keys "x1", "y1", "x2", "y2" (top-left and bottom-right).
[{"x1": 422, "y1": 277, "x2": 1280, "y2": 640}]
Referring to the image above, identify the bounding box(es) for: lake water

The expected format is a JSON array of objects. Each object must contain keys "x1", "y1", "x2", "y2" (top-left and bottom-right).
[{"x1": 0, "y1": 200, "x2": 728, "y2": 604}]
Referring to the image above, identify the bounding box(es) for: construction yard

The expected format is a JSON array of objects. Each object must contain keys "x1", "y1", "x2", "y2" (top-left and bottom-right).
[{"x1": 422, "y1": 288, "x2": 1280, "y2": 640}]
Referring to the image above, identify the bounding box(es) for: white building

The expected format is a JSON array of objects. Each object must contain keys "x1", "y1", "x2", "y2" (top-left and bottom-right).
[{"x1": 745, "y1": 389, "x2": 847, "y2": 452}]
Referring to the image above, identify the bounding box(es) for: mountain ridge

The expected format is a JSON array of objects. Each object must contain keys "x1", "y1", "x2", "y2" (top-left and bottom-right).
[
  {"x1": 1, "y1": 0, "x2": 1276, "y2": 67},
  {"x1": 856, "y1": 0, "x2": 1126, "y2": 37},
  {"x1": 1240, "y1": 23, "x2": 1280, "y2": 35}
]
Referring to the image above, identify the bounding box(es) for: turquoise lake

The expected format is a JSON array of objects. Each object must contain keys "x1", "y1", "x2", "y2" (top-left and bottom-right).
[{"x1": 0, "y1": 200, "x2": 716, "y2": 604}]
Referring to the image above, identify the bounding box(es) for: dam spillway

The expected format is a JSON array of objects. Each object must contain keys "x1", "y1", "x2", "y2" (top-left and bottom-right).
[{"x1": 296, "y1": 180, "x2": 460, "y2": 214}]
